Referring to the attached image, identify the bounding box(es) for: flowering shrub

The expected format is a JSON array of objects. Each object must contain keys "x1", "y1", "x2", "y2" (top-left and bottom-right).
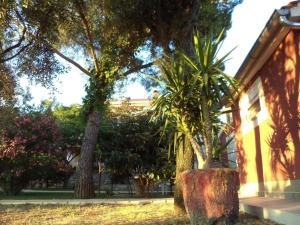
[{"x1": 0, "y1": 115, "x2": 73, "y2": 195}]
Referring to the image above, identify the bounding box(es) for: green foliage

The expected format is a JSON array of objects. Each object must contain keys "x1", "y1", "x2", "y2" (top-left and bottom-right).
[
  {"x1": 0, "y1": 64, "x2": 16, "y2": 104},
  {"x1": 104, "y1": 0, "x2": 242, "y2": 54},
  {"x1": 0, "y1": 114, "x2": 73, "y2": 195},
  {"x1": 1, "y1": 0, "x2": 67, "y2": 84},
  {"x1": 0, "y1": 105, "x2": 17, "y2": 136},
  {"x1": 52, "y1": 104, "x2": 85, "y2": 158},
  {"x1": 1, "y1": 0, "x2": 147, "y2": 106},
  {"x1": 151, "y1": 31, "x2": 239, "y2": 167},
  {"x1": 81, "y1": 58, "x2": 116, "y2": 117},
  {"x1": 53, "y1": 104, "x2": 85, "y2": 129},
  {"x1": 99, "y1": 100, "x2": 175, "y2": 186}
]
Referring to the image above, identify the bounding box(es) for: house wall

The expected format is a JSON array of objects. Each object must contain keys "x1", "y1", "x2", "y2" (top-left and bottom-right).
[{"x1": 233, "y1": 30, "x2": 300, "y2": 198}]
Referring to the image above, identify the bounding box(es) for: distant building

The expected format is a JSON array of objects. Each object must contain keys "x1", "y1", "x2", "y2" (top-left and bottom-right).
[{"x1": 109, "y1": 98, "x2": 152, "y2": 110}]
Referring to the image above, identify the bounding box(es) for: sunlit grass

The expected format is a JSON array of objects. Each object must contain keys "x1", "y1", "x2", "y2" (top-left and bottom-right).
[
  {"x1": 0, "y1": 203, "x2": 189, "y2": 225},
  {"x1": 0, "y1": 203, "x2": 281, "y2": 225}
]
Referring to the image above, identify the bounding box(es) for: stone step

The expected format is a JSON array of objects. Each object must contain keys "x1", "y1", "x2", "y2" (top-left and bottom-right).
[{"x1": 240, "y1": 197, "x2": 300, "y2": 225}]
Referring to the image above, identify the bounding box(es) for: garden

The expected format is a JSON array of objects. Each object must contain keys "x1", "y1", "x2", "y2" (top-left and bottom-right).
[{"x1": 0, "y1": 1, "x2": 282, "y2": 225}]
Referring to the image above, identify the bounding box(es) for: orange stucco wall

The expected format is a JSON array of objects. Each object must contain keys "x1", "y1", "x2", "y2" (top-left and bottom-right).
[{"x1": 233, "y1": 30, "x2": 300, "y2": 188}]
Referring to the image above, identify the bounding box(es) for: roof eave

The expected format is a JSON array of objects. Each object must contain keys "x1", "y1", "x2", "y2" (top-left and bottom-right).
[{"x1": 234, "y1": 10, "x2": 291, "y2": 90}]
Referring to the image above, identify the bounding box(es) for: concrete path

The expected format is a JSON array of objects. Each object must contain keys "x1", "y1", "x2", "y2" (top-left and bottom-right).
[
  {"x1": 0, "y1": 198, "x2": 174, "y2": 205},
  {"x1": 21, "y1": 189, "x2": 171, "y2": 194},
  {"x1": 240, "y1": 197, "x2": 300, "y2": 225}
]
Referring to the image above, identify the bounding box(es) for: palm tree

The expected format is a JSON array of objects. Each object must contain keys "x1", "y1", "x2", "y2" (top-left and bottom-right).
[
  {"x1": 151, "y1": 30, "x2": 238, "y2": 216},
  {"x1": 152, "y1": 30, "x2": 238, "y2": 170}
]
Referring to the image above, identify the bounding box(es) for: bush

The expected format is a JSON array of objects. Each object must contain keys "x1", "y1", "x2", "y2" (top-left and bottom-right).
[
  {"x1": 99, "y1": 101, "x2": 175, "y2": 197},
  {"x1": 0, "y1": 115, "x2": 73, "y2": 195}
]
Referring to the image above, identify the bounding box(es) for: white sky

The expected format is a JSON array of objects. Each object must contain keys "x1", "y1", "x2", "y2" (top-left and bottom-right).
[{"x1": 23, "y1": 0, "x2": 290, "y2": 106}]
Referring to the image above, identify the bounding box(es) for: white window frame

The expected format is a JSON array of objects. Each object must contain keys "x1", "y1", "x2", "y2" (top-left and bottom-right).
[{"x1": 239, "y1": 77, "x2": 269, "y2": 135}]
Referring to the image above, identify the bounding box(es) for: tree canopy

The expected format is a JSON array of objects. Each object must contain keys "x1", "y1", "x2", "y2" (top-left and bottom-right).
[{"x1": 104, "y1": 0, "x2": 242, "y2": 54}]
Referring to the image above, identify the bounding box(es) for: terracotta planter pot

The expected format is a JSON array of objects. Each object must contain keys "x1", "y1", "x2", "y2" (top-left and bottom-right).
[{"x1": 181, "y1": 169, "x2": 239, "y2": 225}]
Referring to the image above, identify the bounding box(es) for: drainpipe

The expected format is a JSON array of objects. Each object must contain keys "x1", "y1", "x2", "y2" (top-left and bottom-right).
[
  {"x1": 279, "y1": 2, "x2": 300, "y2": 29},
  {"x1": 280, "y1": 15, "x2": 300, "y2": 28}
]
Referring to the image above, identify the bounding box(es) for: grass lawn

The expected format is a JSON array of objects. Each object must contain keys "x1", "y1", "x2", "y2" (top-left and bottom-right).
[
  {"x1": 0, "y1": 203, "x2": 189, "y2": 225},
  {"x1": 0, "y1": 203, "x2": 281, "y2": 225},
  {"x1": 0, "y1": 192, "x2": 109, "y2": 200}
]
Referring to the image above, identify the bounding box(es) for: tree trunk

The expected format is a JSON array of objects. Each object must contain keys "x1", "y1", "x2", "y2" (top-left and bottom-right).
[
  {"x1": 173, "y1": 30, "x2": 196, "y2": 215},
  {"x1": 186, "y1": 133, "x2": 206, "y2": 169},
  {"x1": 174, "y1": 134, "x2": 194, "y2": 215},
  {"x1": 74, "y1": 109, "x2": 101, "y2": 198},
  {"x1": 200, "y1": 95, "x2": 213, "y2": 169}
]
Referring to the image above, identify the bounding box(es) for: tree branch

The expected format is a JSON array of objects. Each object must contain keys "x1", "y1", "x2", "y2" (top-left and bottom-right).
[
  {"x1": 0, "y1": 27, "x2": 27, "y2": 58},
  {"x1": 0, "y1": 10, "x2": 27, "y2": 59},
  {"x1": 118, "y1": 61, "x2": 156, "y2": 80},
  {"x1": 50, "y1": 46, "x2": 91, "y2": 77},
  {"x1": 0, "y1": 41, "x2": 32, "y2": 63},
  {"x1": 75, "y1": 1, "x2": 100, "y2": 74}
]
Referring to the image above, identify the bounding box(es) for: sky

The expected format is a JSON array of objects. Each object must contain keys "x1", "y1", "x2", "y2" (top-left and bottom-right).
[{"x1": 22, "y1": 0, "x2": 291, "y2": 106}]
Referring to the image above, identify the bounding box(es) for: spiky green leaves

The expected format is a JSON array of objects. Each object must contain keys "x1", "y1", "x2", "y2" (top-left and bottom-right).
[{"x1": 151, "y1": 30, "x2": 239, "y2": 165}]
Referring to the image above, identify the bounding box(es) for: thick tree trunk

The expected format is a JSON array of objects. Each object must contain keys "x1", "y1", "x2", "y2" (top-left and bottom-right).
[
  {"x1": 174, "y1": 134, "x2": 194, "y2": 215},
  {"x1": 74, "y1": 109, "x2": 101, "y2": 198},
  {"x1": 173, "y1": 29, "x2": 195, "y2": 215}
]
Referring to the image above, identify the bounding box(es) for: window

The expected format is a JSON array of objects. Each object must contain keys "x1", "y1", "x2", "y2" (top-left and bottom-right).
[
  {"x1": 248, "y1": 98, "x2": 261, "y2": 120},
  {"x1": 239, "y1": 77, "x2": 269, "y2": 134},
  {"x1": 226, "y1": 134, "x2": 238, "y2": 168}
]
